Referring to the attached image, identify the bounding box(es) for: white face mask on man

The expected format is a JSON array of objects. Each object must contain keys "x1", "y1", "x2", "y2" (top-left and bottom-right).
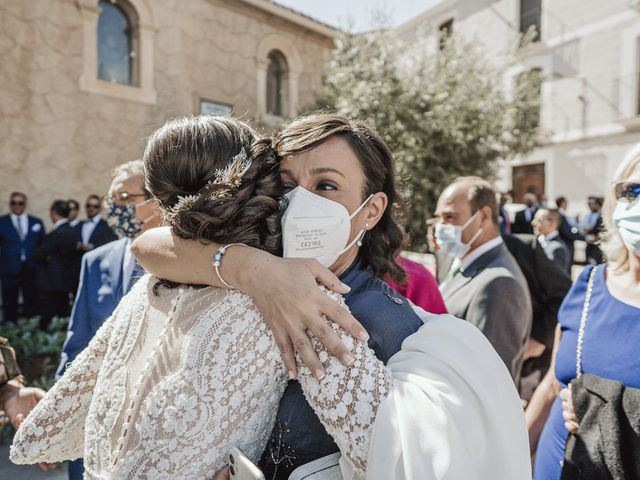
[
  {"x1": 281, "y1": 187, "x2": 373, "y2": 267},
  {"x1": 434, "y1": 211, "x2": 483, "y2": 258}
]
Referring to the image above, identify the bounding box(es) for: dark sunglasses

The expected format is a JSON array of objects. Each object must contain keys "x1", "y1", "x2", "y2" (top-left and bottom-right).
[
  {"x1": 614, "y1": 181, "x2": 640, "y2": 202},
  {"x1": 10, "y1": 201, "x2": 25, "y2": 206},
  {"x1": 86, "y1": 203, "x2": 101, "y2": 209}
]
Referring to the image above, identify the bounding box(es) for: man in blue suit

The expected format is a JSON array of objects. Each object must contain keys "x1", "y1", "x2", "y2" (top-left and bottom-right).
[
  {"x1": 56, "y1": 160, "x2": 161, "y2": 480},
  {"x1": 0, "y1": 192, "x2": 45, "y2": 323}
]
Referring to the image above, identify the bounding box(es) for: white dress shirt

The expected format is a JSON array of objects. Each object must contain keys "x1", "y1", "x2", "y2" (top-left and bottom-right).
[
  {"x1": 459, "y1": 235, "x2": 504, "y2": 273},
  {"x1": 10, "y1": 213, "x2": 28, "y2": 240},
  {"x1": 81, "y1": 215, "x2": 102, "y2": 245},
  {"x1": 51, "y1": 218, "x2": 69, "y2": 230}
]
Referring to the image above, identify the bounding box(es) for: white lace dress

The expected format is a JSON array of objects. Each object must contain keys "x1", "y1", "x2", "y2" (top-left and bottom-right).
[{"x1": 10, "y1": 275, "x2": 390, "y2": 479}]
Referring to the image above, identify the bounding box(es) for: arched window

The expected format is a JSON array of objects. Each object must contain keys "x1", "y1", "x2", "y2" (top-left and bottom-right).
[
  {"x1": 97, "y1": 0, "x2": 136, "y2": 85},
  {"x1": 266, "y1": 50, "x2": 288, "y2": 116}
]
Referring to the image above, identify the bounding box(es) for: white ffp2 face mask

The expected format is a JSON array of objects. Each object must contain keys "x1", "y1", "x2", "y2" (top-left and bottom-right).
[
  {"x1": 434, "y1": 211, "x2": 483, "y2": 258},
  {"x1": 281, "y1": 187, "x2": 373, "y2": 267}
]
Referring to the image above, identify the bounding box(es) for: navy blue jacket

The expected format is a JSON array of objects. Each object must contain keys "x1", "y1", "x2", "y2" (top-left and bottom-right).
[
  {"x1": 56, "y1": 237, "x2": 131, "y2": 378},
  {"x1": 259, "y1": 261, "x2": 423, "y2": 478},
  {"x1": 0, "y1": 214, "x2": 45, "y2": 275}
]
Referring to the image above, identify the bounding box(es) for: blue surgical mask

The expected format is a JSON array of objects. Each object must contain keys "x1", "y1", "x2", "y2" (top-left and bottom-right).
[{"x1": 106, "y1": 201, "x2": 143, "y2": 238}]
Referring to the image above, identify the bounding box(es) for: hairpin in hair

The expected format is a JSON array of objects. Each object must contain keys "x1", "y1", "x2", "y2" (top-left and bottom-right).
[{"x1": 162, "y1": 148, "x2": 253, "y2": 223}]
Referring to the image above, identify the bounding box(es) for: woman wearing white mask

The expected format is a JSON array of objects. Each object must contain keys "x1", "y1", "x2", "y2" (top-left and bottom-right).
[
  {"x1": 122, "y1": 114, "x2": 529, "y2": 479},
  {"x1": 528, "y1": 143, "x2": 640, "y2": 479}
]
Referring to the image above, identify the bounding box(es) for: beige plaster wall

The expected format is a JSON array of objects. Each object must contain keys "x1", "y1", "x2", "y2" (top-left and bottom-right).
[{"x1": 0, "y1": 0, "x2": 334, "y2": 225}]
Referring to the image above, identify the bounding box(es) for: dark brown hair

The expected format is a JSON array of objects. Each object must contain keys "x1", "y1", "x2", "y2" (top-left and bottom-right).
[
  {"x1": 144, "y1": 115, "x2": 283, "y2": 257},
  {"x1": 274, "y1": 113, "x2": 406, "y2": 282}
]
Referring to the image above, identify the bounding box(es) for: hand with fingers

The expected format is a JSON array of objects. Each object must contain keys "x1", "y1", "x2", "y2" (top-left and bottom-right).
[
  {"x1": 3, "y1": 383, "x2": 46, "y2": 429},
  {"x1": 245, "y1": 256, "x2": 369, "y2": 379},
  {"x1": 560, "y1": 385, "x2": 579, "y2": 433}
]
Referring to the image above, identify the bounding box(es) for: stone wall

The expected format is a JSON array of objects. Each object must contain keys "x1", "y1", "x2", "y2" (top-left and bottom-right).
[{"x1": 0, "y1": 0, "x2": 335, "y2": 225}]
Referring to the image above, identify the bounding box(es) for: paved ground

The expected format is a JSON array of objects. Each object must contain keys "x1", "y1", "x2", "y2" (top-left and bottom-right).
[{"x1": 0, "y1": 444, "x2": 67, "y2": 480}]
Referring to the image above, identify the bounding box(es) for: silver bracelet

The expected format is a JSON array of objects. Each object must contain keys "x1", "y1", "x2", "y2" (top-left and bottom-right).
[{"x1": 212, "y1": 243, "x2": 247, "y2": 289}]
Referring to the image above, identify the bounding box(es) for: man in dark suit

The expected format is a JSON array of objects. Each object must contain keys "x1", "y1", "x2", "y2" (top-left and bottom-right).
[
  {"x1": 581, "y1": 196, "x2": 604, "y2": 264},
  {"x1": 34, "y1": 200, "x2": 78, "y2": 329},
  {"x1": 512, "y1": 192, "x2": 539, "y2": 234},
  {"x1": 56, "y1": 160, "x2": 161, "y2": 480},
  {"x1": 67, "y1": 199, "x2": 81, "y2": 227},
  {"x1": 555, "y1": 196, "x2": 583, "y2": 263},
  {"x1": 79, "y1": 194, "x2": 117, "y2": 250},
  {"x1": 503, "y1": 233, "x2": 572, "y2": 401},
  {"x1": 532, "y1": 208, "x2": 572, "y2": 273},
  {"x1": 435, "y1": 177, "x2": 532, "y2": 385},
  {"x1": 69, "y1": 194, "x2": 118, "y2": 295},
  {"x1": 0, "y1": 192, "x2": 45, "y2": 323}
]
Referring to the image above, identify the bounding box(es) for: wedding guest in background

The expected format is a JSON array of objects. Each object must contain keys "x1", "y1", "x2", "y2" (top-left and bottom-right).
[
  {"x1": 79, "y1": 194, "x2": 117, "y2": 252},
  {"x1": 512, "y1": 192, "x2": 538, "y2": 234},
  {"x1": 69, "y1": 195, "x2": 118, "y2": 295},
  {"x1": 56, "y1": 161, "x2": 161, "y2": 480},
  {"x1": 528, "y1": 144, "x2": 640, "y2": 479},
  {"x1": 555, "y1": 196, "x2": 582, "y2": 265},
  {"x1": 498, "y1": 192, "x2": 512, "y2": 236},
  {"x1": 0, "y1": 192, "x2": 45, "y2": 323},
  {"x1": 532, "y1": 208, "x2": 571, "y2": 273},
  {"x1": 67, "y1": 199, "x2": 81, "y2": 227},
  {"x1": 580, "y1": 196, "x2": 604, "y2": 264},
  {"x1": 435, "y1": 177, "x2": 532, "y2": 384},
  {"x1": 34, "y1": 200, "x2": 77, "y2": 329},
  {"x1": 387, "y1": 256, "x2": 447, "y2": 313}
]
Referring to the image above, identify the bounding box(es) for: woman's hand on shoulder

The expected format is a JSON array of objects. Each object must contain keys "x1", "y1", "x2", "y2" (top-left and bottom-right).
[{"x1": 242, "y1": 256, "x2": 369, "y2": 379}]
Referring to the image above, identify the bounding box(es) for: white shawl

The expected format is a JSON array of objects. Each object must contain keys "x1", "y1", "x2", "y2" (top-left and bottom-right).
[{"x1": 342, "y1": 309, "x2": 531, "y2": 479}]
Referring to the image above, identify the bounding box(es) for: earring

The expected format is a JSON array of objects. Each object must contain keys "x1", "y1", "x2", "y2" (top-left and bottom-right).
[{"x1": 356, "y1": 223, "x2": 369, "y2": 247}]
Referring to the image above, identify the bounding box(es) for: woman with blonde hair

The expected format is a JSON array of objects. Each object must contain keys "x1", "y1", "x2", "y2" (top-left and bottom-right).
[{"x1": 528, "y1": 143, "x2": 640, "y2": 479}]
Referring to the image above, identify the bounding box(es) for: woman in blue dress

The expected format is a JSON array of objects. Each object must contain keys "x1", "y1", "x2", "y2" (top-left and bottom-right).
[{"x1": 528, "y1": 143, "x2": 640, "y2": 479}]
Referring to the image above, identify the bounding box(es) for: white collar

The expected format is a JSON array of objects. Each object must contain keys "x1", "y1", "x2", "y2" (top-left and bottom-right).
[
  {"x1": 544, "y1": 231, "x2": 559, "y2": 241},
  {"x1": 87, "y1": 214, "x2": 102, "y2": 225},
  {"x1": 459, "y1": 236, "x2": 503, "y2": 272},
  {"x1": 10, "y1": 213, "x2": 26, "y2": 222},
  {"x1": 52, "y1": 218, "x2": 69, "y2": 230}
]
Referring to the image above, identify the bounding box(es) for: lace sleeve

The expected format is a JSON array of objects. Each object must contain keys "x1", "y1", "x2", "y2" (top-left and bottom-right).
[
  {"x1": 10, "y1": 310, "x2": 116, "y2": 464},
  {"x1": 296, "y1": 290, "x2": 392, "y2": 475}
]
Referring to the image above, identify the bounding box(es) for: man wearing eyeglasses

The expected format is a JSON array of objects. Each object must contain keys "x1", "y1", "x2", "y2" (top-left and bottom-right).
[
  {"x1": 56, "y1": 160, "x2": 161, "y2": 480},
  {"x1": 0, "y1": 192, "x2": 45, "y2": 324}
]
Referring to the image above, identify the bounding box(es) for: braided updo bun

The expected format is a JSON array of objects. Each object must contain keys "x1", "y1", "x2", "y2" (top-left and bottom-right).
[{"x1": 144, "y1": 115, "x2": 283, "y2": 256}]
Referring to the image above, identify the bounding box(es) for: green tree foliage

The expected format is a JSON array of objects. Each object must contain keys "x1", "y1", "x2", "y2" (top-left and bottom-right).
[{"x1": 321, "y1": 29, "x2": 540, "y2": 250}]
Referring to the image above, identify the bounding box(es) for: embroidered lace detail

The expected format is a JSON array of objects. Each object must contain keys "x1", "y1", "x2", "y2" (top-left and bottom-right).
[
  {"x1": 11, "y1": 281, "x2": 391, "y2": 478},
  {"x1": 295, "y1": 288, "x2": 393, "y2": 474}
]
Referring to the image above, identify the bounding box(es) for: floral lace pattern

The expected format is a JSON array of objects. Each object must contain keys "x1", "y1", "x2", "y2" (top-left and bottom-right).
[
  {"x1": 295, "y1": 288, "x2": 393, "y2": 474},
  {"x1": 11, "y1": 280, "x2": 392, "y2": 478}
]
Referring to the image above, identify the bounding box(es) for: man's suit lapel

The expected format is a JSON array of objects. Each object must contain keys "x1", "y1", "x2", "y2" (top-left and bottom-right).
[
  {"x1": 441, "y1": 244, "x2": 506, "y2": 299},
  {"x1": 440, "y1": 268, "x2": 473, "y2": 299},
  {"x1": 106, "y1": 238, "x2": 127, "y2": 300},
  {"x1": 5, "y1": 216, "x2": 22, "y2": 241}
]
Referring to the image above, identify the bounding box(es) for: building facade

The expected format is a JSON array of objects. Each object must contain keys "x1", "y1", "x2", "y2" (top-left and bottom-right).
[
  {"x1": 0, "y1": 0, "x2": 336, "y2": 222},
  {"x1": 397, "y1": 0, "x2": 640, "y2": 215}
]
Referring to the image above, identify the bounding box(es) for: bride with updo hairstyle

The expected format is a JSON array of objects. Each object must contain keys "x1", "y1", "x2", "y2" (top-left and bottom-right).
[
  {"x1": 10, "y1": 115, "x2": 394, "y2": 478},
  {"x1": 145, "y1": 115, "x2": 282, "y2": 259}
]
